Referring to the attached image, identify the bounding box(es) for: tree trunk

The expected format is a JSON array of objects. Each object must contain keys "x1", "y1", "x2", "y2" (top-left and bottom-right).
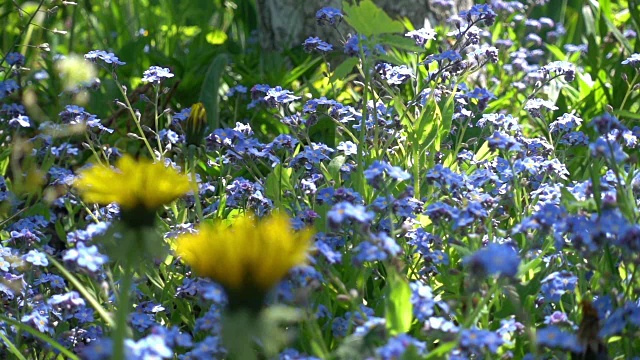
[{"x1": 255, "y1": 0, "x2": 473, "y2": 51}]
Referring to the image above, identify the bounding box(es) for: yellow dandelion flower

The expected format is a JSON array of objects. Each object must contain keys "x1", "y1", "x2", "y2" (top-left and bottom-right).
[
  {"x1": 176, "y1": 212, "x2": 313, "y2": 311},
  {"x1": 74, "y1": 155, "x2": 192, "y2": 225}
]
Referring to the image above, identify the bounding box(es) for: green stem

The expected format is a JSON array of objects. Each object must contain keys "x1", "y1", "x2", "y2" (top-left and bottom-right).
[
  {"x1": 188, "y1": 146, "x2": 203, "y2": 221},
  {"x1": 413, "y1": 138, "x2": 421, "y2": 197},
  {"x1": 114, "y1": 77, "x2": 156, "y2": 158},
  {"x1": 113, "y1": 250, "x2": 135, "y2": 360},
  {"x1": 620, "y1": 72, "x2": 640, "y2": 110},
  {"x1": 463, "y1": 280, "x2": 500, "y2": 329},
  {"x1": 356, "y1": 57, "x2": 370, "y2": 197},
  {"x1": 47, "y1": 256, "x2": 113, "y2": 326},
  {"x1": 84, "y1": 133, "x2": 104, "y2": 166},
  {"x1": 154, "y1": 84, "x2": 164, "y2": 156}
]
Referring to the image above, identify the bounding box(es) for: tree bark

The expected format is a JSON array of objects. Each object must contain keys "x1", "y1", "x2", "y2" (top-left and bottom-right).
[{"x1": 256, "y1": 0, "x2": 473, "y2": 51}]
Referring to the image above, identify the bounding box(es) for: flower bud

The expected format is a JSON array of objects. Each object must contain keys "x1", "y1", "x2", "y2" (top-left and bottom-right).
[{"x1": 185, "y1": 102, "x2": 208, "y2": 146}]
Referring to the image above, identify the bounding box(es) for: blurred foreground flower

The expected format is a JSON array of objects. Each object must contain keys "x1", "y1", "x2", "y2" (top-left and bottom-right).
[
  {"x1": 571, "y1": 300, "x2": 608, "y2": 360},
  {"x1": 176, "y1": 212, "x2": 313, "y2": 312},
  {"x1": 74, "y1": 154, "x2": 192, "y2": 226},
  {"x1": 56, "y1": 54, "x2": 97, "y2": 92},
  {"x1": 74, "y1": 154, "x2": 192, "y2": 359},
  {"x1": 464, "y1": 243, "x2": 521, "y2": 278}
]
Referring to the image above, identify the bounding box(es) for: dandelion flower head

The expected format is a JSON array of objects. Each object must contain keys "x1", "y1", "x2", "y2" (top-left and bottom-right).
[
  {"x1": 74, "y1": 154, "x2": 192, "y2": 210},
  {"x1": 176, "y1": 212, "x2": 313, "y2": 309}
]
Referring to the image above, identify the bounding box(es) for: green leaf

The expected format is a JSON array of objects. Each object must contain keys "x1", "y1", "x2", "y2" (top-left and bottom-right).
[
  {"x1": 283, "y1": 57, "x2": 322, "y2": 86},
  {"x1": 589, "y1": 161, "x2": 603, "y2": 211},
  {"x1": 475, "y1": 141, "x2": 492, "y2": 162},
  {"x1": 425, "y1": 341, "x2": 457, "y2": 358},
  {"x1": 48, "y1": 255, "x2": 114, "y2": 328},
  {"x1": 545, "y1": 43, "x2": 567, "y2": 61},
  {"x1": 378, "y1": 34, "x2": 424, "y2": 53},
  {"x1": 591, "y1": 0, "x2": 632, "y2": 53},
  {"x1": 265, "y1": 164, "x2": 293, "y2": 209},
  {"x1": 0, "y1": 314, "x2": 80, "y2": 360},
  {"x1": 519, "y1": 256, "x2": 543, "y2": 277},
  {"x1": 437, "y1": 88, "x2": 457, "y2": 148},
  {"x1": 613, "y1": 110, "x2": 640, "y2": 121},
  {"x1": 0, "y1": 330, "x2": 26, "y2": 360},
  {"x1": 414, "y1": 98, "x2": 435, "y2": 145},
  {"x1": 582, "y1": 4, "x2": 597, "y2": 39},
  {"x1": 328, "y1": 155, "x2": 346, "y2": 182},
  {"x1": 199, "y1": 53, "x2": 229, "y2": 130},
  {"x1": 385, "y1": 268, "x2": 413, "y2": 335},
  {"x1": 331, "y1": 57, "x2": 359, "y2": 83},
  {"x1": 342, "y1": 0, "x2": 404, "y2": 37}
]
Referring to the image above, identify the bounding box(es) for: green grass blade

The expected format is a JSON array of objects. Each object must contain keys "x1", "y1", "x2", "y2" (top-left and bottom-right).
[
  {"x1": 47, "y1": 255, "x2": 114, "y2": 328},
  {"x1": 0, "y1": 329, "x2": 27, "y2": 360},
  {"x1": 0, "y1": 315, "x2": 80, "y2": 360}
]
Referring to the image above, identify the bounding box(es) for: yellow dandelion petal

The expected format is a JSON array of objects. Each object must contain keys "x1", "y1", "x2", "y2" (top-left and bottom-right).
[
  {"x1": 254, "y1": 213, "x2": 312, "y2": 289},
  {"x1": 211, "y1": 221, "x2": 245, "y2": 289},
  {"x1": 74, "y1": 154, "x2": 191, "y2": 210},
  {"x1": 74, "y1": 165, "x2": 125, "y2": 205},
  {"x1": 175, "y1": 213, "x2": 314, "y2": 305}
]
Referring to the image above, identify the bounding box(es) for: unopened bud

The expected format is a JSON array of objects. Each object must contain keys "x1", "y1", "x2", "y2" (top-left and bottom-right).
[{"x1": 185, "y1": 102, "x2": 208, "y2": 146}]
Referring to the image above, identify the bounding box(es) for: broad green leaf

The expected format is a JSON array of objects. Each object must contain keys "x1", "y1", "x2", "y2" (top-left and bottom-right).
[
  {"x1": 283, "y1": 57, "x2": 322, "y2": 86},
  {"x1": 591, "y1": 0, "x2": 632, "y2": 52},
  {"x1": 519, "y1": 256, "x2": 543, "y2": 278},
  {"x1": 421, "y1": 115, "x2": 439, "y2": 151},
  {"x1": 342, "y1": 0, "x2": 405, "y2": 37},
  {"x1": 475, "y1": 141, "x2": 492, "y2": 162},
  {"x1": 545, "y1": 43, "x2": 567, "y2": 61},
  {"x1": 437, "y1": 89, "x2": 457, "y2": 147},
  {"x1": 331, "y1": 57, "x2": 359, "y2": 83},
  {"x1": 265, "y1": 164, "x2": 293, "y2": 208},
  {"x1": 377, "y1": 53, "x2": 408, "y2": 66},
  {"x1": 385, "y1": 268, "x2": 413, "y2": 335},
  {"x1": 614, "y1": 110, "x2": 640, "y2": 120},
  {"x1": 582, "y1": 4, "x2": 598, "y2": 40},
  {"x1": 416, "y1": 98, "x2": 441, "y2": 152},
  {"x1": 598, "y1": 9, "x2": 633, "y2": 53},
  {"x1": 378, "y1": 34, "x2": 425, "y2": 53},
  {"x1": 328, "y1": 155, "x2": 346, "y2": 182},
  {"x1": 199, "y1": 53, "x2": 229, "y2": 130}
]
